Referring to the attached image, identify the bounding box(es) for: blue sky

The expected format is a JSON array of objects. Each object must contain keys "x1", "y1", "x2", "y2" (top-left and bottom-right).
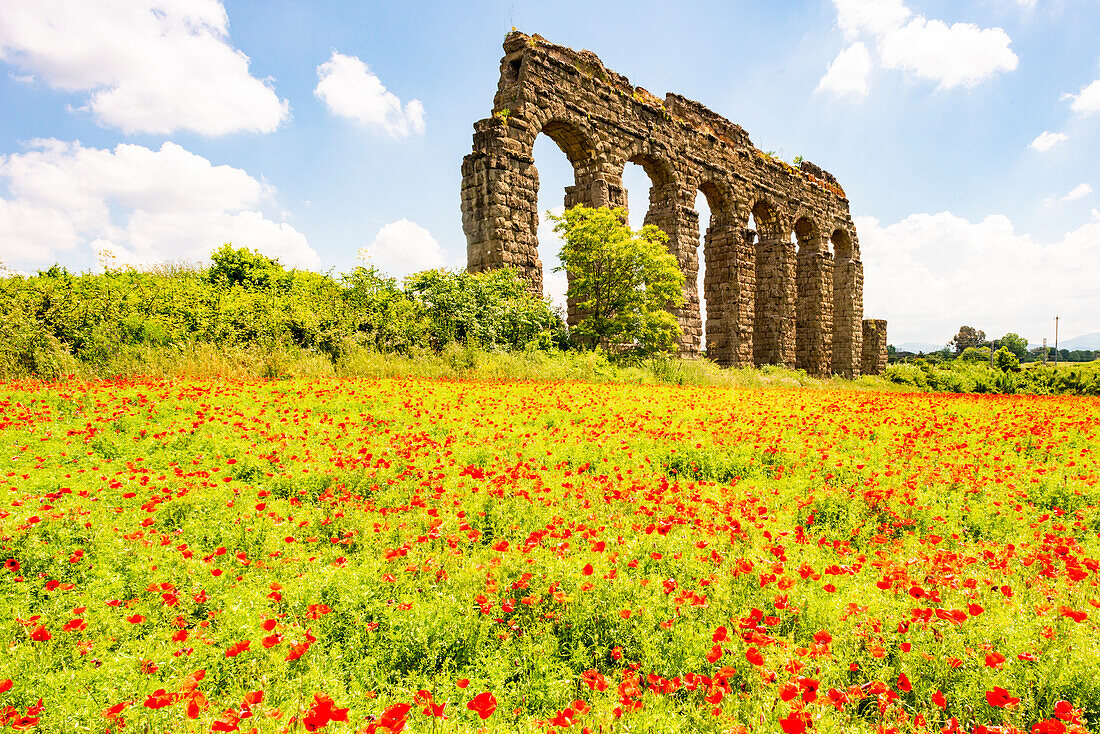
[{"x1": 1, "y1": 0, "x2": 1098, "y2": 347}]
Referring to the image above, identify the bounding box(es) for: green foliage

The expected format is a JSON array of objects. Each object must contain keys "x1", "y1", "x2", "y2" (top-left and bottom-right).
[
  {"x1": 998, "y1": 332, "x2": 1028, "y2": 359},
  {"x1": 993, "y1": 346, "x2": 1020, "y2": 371},
  {"x1": 550, "y1": 205, "x2": 683, "y2": 357},
  {"x1": 885, "y1": 358, "x2": 1100, "y2": 395},
  {"x1": 0, "y1": 255, "x2": 564, "y2": 378},
  {"x1": 405, "y1": 268, "x2": 565, "y2": 351},
  {"x1": 960, "y1": 346, "x2": 991, "y2": 363},
  {"x1": 206, "y1": 244, "x2": 289, "y2": 290},
  {"x1": 950, "y1": 325, "x2": 986, "y2": 354}
]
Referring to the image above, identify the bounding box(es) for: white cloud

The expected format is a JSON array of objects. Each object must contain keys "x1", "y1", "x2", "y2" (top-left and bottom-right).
[
  {"x1": 823, "y1": 1, "x2": 1018, "y2": 95},
  {"x1": 832, "y1": 0, "x2": 910, "y2": 38},
  {"x1": 1067, "y1": 79, "x2": 1100, "y2": 116},
  {"x1": 860, "y1": 211, "x2": 1100, "y2": 343},
  {"x1": 1063, "y1": 183, "x2": 1093, "y2": 201},
  {"x1": 878, "y1": 17, "x2": 1018, "y2": 89},
  {"x1": 314, "y1": 52, "x2": 425, "y2": 138},
  {"x1": 817, "y1": 42, "x2": 873, "y2": 97},
  {"x1": 1029, "y1": 130, "x2": 1068, "y2": 152},
  {"x1": 0, "y1": 1, "x2": 288, "y2": 136},
  {"x1": 0, "y1": 139, "x2": 317, "y2": 270},
  {"x1": 364, "y1": 220, "x2": 445, "y2": 278}
]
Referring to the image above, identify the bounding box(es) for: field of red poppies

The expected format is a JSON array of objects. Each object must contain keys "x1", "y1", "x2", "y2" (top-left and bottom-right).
[{"x1": 1, "y1": 377, "x2": 1099, "y2": 734}]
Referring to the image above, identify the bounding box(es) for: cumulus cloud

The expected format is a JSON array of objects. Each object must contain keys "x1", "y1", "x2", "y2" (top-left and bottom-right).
[
  {"x1": 0, "y1": 1, "x2": 288, "y2": 136},
  {"x1": 1063, "y1": 183, "x2": 1093, "y2": 201},
  {"x1": 821, "y1": 0, "x2": 1017, "y2": 94},
  {"x1": 363, "y1": 220, "x2": 445, "y2": 278},
  {"x1": 860, "y1": 211, "x2": 1100, "y2": 343},
  {"x1": 0, "y1": 139, "x2": 317, "y2": 270},
  {"x1": 1029, "y1": 131, "x2": 1068, "y2": 152},
  {"x1": 878, "y1": 17, "x2": 1018, "y2": 89},
  {"x1": 1067, "y1": 79, "x2": 1100, "y2": 116},
  {"x1": 314, "y1": 52, "x2": 425, "y2": 138},
  {"x1": 817, "y1": 42, "x2": 873, "y2": 97},
  {"x1": 832, "y1": 0, "x2": 911, "y2": 38}
]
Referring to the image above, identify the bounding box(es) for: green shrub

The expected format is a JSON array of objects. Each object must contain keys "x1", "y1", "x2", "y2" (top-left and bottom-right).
[{"x1": 0, "y1": 259, "x2": 565, "y2": 379}]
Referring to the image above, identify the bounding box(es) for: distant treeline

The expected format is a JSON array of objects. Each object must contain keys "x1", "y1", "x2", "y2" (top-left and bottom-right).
[{"x1": 892, "y1": 347, "x2": 1100, "y2": 363}]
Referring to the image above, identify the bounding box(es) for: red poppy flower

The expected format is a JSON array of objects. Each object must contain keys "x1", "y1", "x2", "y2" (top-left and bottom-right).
[
  {"x1": 746, "y1": 647, "x2": 764, "y2": 666},
  {"x1": 302, "y1": 693, "x2": 349, "y2": 731},
  {"x1": 286, "y1": 641, "x2": 311, "y2": 661},
  {"x1": 986, "y1": 687, "x2": 1020, "y2": 708},
  {"x1": 779, "y1": 711, "x2": 807, "y2": 734},
  {"x1": 377, "y1": 702, "x2": 413, "y2": 731},
  {"x1": 467, "y1": 691, "x2": 497, "y2": 720},
  {"x1": 29, "y1": 625, "x2": 51, "y2": 642},
  {"x1": 225, "y1": 639, "x2": 250, "y2": 657},
  {"x1": 143, "y1": 690, "x2": 173, "y2": 709}
]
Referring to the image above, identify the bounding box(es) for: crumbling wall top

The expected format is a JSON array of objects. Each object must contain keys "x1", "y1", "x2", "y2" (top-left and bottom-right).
[{"x1": 497, "y1": 30, "x2": 847, "y2": 201}]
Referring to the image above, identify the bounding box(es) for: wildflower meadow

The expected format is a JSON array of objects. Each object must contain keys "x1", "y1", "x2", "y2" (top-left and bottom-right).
[{"x1": 1, "y1": 377, "x2": 1099, "y2": 733}]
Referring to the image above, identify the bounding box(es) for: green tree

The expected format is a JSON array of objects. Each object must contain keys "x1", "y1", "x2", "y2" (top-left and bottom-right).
[
  {"x1": 998, "y1": 332, "x2": 1028, "y2": 359},
  {"x1": 404, "y1": 267, "x2": 564, "y2": 351},
  {"x1": 207, "y1": 244, "x2": 288, "y2": 291},
  {"x1": 993, "y1": 346, "x2": 1020, "y2": 371},
  {"x1": 550, "y1": 205, "x2": 684, "y2": 355},
  {"x1": 960, "y1": 346, "x2": 991, "y2": 363},
  {"x1": 950, "y1": 325, "x2": 986, "y2": 354}
]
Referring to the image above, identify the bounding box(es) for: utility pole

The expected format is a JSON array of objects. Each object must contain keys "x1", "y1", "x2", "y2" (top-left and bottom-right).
[
  {"x1": 1043, "y1": 338, "x2": 1047, "y2": 365},
  {"x1": 1054, "y1": 316, "x2": 1059, "y2": 367}
]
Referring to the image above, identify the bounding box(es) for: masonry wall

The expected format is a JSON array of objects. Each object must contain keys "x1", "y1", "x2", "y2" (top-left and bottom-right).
[
  {"x1": 461, "y1": 32, "x2": 875, "y2": 377},
  {"x1": 861, "y1": 319, "x2": 889, "y2": 377}
]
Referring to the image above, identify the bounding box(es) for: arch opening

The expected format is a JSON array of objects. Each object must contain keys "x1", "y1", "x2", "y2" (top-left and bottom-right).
[
  {"x1": 621, "y1": 153, "x2": 673, "y2": 232},
  {"x1": 694, "y1": 190, "x2": 712, "y2": 352},
  {"x1": 693, "y1": 181, "x2": 731, "y2": 360},
  {"x1": 529, "y1": 118, "x2": 598, "y2": 317}
]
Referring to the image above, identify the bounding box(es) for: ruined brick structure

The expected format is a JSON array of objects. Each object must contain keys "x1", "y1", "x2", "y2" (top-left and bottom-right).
[
  {"x1": 861, "y1": 320, "x2": 889, "y2": 378},
  {"x1": 461, "y1": 32, "x2": 886, "y2": 377}
]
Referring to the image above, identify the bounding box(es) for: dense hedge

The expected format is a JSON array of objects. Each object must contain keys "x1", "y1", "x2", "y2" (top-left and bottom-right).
[
  {"x1": 884, "y1": 358, "x2": 1100, "y2": 396},
  {"x1": 0, "y1": 247, "x2": 566, "y2": 379}
]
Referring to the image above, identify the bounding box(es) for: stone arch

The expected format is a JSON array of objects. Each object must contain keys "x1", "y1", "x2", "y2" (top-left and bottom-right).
[
  {"x1": 830, "y1": 226, "x2": 861, "y2": 377},
  {"x1": 794, "y1": 216, "x2": 832, "y2": 376},
  {"x1": 751, "y1": 199, "x2": 795, "y2": 366}
]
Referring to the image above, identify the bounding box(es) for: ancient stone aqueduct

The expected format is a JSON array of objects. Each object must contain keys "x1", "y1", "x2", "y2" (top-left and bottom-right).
[{"x1": 461, "y1": 32, "x2": 887, "y2": 377}]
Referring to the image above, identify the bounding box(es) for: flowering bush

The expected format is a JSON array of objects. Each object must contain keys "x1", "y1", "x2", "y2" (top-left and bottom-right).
[{"x1": 0, "y1": 377, "x2": 1098, "y2": 733}]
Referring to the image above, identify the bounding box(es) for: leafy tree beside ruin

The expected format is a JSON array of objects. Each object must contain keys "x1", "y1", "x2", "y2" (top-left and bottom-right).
[
  {"x1": 550, "y1": 205, "x2": 684, "y2": 356},
  {"x1": 998, "y1": 332, "x2": 1028, "y2": 360},
  {"x1": 950, "y1": 325, "x2": 986, "y2": 354}
]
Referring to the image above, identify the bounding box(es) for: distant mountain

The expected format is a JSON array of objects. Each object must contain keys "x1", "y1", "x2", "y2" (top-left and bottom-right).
[
  {"x1": 894, "y1": 341, "x2": 949, "y2": 354},
  {"x1": 1059, "y1": 332, "x2": 1100, "y2": 350}
]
